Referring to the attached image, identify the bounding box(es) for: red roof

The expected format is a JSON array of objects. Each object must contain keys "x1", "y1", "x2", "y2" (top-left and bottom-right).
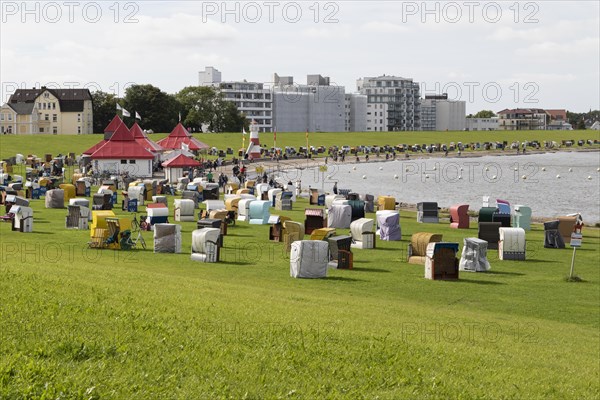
[
  {"x1": 104, "y1": 115, "x2": 123, "y2": 134},
  {"x1": 109, "y1": 122, "x2": 135, "y2": 141},
  {"x1": 130, "y1": 122, "x2": 146, "y2": 139},
  {"x1": 546, "y1": 109, "x2": 567, "y2": 121},
  {"x1": 169, "y1": 123, "x2": 191, "y2": 137},
  {"x1": 83, "y1": 140, "x2": 107, "y2": 155},
  {"x1": 156, "y1": 123, "x2": 210, "y2": 151},
  {"x1": 130, "y1": 122, "x2": 163, "y2": 152},
  {"x1": 162, "y1": 154, "x2": 201, "y2": 168},
  {"x1": 91, "y1": 122, "x2": 154, "y2": 159}
]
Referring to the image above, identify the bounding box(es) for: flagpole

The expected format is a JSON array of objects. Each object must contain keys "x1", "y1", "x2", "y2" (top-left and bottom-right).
[
  {"x1": 305, "y1": 129, "x2": 309, "y2": 169},
  {"x1": 242, "y1": 129, "x2": 245, "y2": 157},
  {"x1": 305, "y1": 129, "x2": 309, "y2": 155}
]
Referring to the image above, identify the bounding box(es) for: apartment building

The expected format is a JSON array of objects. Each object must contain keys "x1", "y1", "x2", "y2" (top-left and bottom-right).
[
  {"x1": 272, "y1": 73, "x2": 346, "y2": 132},
  {"x1": 420, "y1": 94, "x2": 466, "y2": 131},
  {"x1": 1, "y1": 87, "x2": 93, "y2": 135},
  {"x1": 344, "y1": 93, "x2": 367, "y2": 132},
  {"x1": 497, "y1": 108, "x2": 549, "y2": 131},
  {"x1": 357, "y1": 75, "x2": 421, "y2": 131},
  {"x1": 199, "y1": 66, "x2": 273, "y2": 133}
]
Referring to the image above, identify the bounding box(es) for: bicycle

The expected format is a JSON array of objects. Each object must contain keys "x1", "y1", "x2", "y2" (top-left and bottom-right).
[{"x1": 130, "y1": 212, "x2": 147, "y2": 250}]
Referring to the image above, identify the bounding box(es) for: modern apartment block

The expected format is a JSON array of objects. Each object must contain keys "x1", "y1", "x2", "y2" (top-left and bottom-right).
[
  {"x1": 546, "y1": 109, "x2": 573, "y2": 130},
  {"x1": 420, "y1": 94, "x2": 466, "y2": 131},
  {"x1": 345, "y1": 94, "x2": 367, "y2": 132},
  {"x1": 1, "y1": 87, "x2": 93, "y2": 135},
  {"x1": 466, "y1": 117, "x2": 499, "y2": 131},
  {"x1": 357, "y1": 75, "x2": 421, "y2": 131},
  {"x1": 272, "y1": 73, "x2": 346, "y2": 132},
  {"x1": 497, "y1": 108, "x2": 549, "y2": 130},
  {"x1": 199, "y1": 66, "x2": 273, "y2": 132}
]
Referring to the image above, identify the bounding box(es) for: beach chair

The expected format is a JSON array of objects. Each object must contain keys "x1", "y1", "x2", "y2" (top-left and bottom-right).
[
  {"x1": 89, "y1": 228, "x2": 108, "y2": 249},
  {"x1": 191, "y1": 228, "x2": 221, "y2": 262}
]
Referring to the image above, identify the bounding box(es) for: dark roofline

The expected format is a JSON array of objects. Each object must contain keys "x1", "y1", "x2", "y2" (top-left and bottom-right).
[
  {"x1": 10, "y1": 87, "x2": 93, "y2": 102},
  {"x1": 9, "y1": 88, "x2": 93, "y2": 113}
]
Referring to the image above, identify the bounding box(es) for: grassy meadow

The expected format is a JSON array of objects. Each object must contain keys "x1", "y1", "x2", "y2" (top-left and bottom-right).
[
  {"x1": 1, "y1": 192, "x2": 599, "y2": 398},
  {"x1": 1, "y1": 130, "x2": 599, "y2": 398},
  {"x1": 1, "y1": 129, "x2": 599, "y2": 160}
]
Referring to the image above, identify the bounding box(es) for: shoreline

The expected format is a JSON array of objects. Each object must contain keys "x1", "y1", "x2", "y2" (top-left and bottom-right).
[
  {"x1": 218, "y1": 148, "x2": 598, "y2": 226},
  {"x1": 225, "y1": 147, "x2": 600, "y2": 176}
]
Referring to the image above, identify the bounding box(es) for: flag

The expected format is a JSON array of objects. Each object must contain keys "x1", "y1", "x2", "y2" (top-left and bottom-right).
[
  {"x1": 122, "y1": 107, "x2": 131, "y2": 117},
  {"x1": 178, "y1": 112, "x2": 181, "y2": 122},
  {"x1": 242, "y1": 127, "x2": 247, "y2": 135},
  {"x1": 116, "y1": 103, "x2": 122, "y2": 111},
  {"x1": 182, "y1": 142, "x2": 189, "y2": 152},
  {"x1": 135, "y1": 111, "x2": 141, "y2": 120}
]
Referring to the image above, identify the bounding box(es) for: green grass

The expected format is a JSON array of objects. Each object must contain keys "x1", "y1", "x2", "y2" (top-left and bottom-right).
[
  {"x1": 1, "y1": 193, "x2": 599, "y2": 398},
  {"x1": 1, "y1": 130, "x2": 599, "y2": 160}
]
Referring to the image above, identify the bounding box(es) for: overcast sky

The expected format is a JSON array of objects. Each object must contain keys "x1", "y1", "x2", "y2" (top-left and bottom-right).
[{"x1": 1, "y1": 1, "x2": 598, "y2": 113}]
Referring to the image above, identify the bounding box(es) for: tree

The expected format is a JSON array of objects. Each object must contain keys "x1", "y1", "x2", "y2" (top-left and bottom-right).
[
  {"x1": 123, "y1": 84, "x2": 180, "y2": 133},
  {"x1": 219, "y1": 100, "x2": 247, "y2": 133},
  {"x1": 176, "y1": 86, "x2": 248, "y2": 133},
  {"x1": 176, "y1": 86, "x2": 218, "y2": 131},
  {"x1": 91, "y1": 91, "x2": 118, "y2": 133},
  {"x1": 472, "y1": 110, "x2": 496, "y2": 118}
]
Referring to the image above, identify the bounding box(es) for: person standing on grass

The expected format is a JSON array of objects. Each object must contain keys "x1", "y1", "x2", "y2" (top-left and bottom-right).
[{"x1": 333, "y1": 182, "x2": 338, "y2": 194}]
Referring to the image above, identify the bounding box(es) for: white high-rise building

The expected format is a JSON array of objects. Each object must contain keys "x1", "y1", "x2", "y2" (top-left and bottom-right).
[
  {"x1": 272, "y1": 74, "x2": 346, "y2": 132},
  {"x1": 357, "y1": 75, "x2": 421, "y2": 131},
  {"x1": 345, "y1": 94, "x2": 367, "y2": 132},
  {"x1": 199, "y1": 67, "x2": 273, "y2": 133},
  {"x1": 421, "y1": 94, "x2": 466, "y2": 131}
]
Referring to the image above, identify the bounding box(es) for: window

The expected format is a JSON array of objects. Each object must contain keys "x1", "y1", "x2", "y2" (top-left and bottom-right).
[
  {"x1": 77, "y1": 126, "x2": 81, "y2": 134},
  {"x1": 0, "y1": 114, "x2": 4, "y2": 121},
  {"x1": 39, "y1": 127, "x2": 44, "y2": 133},
  {"x1": 43, "y1": 103, "x2": 46, "y2": 110},
  {"x1": 77, "y1": 113, "x2": 81, "y2": 122},
  {"x1": 121, "y1": 160, "x2": 127, "y2": 164},
  {"x1": 129, "y1": 160, "x2": 135, "y2": 164},
  {"x1": 53, "y1": 127, "x2": 58, "y2": 134},
  {"x1": 52, "y1": 103, "x2": 56, "y2": 110},
  {"x1": 8, "y1": 114, "x2": 12, "y2": 121},
  {"x1": 45, "y1": 114, "x2": 49, "y2": 121},
  {"x1": 44, "y1": 92, "x2": 49, "y2": 98},
  {"x1": 52, "y1": 114, "x2": 57, "y2": 122}
]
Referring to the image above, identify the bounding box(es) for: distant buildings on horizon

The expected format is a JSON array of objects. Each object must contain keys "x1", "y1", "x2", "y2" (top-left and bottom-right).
[
  {"x1": 0, "y1": 68, "x2": 586, "y2": 135},
  {"x1": 199, "y1": 66, "x2": 574, "y2": 133}
]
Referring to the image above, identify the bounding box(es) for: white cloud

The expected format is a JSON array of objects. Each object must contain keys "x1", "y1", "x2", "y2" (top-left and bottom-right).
[
  {"x1": 0, "y1": 1, "x2": 598, "y2": 112},
  {"x1": 302, "y1": 26, "x2": 351, "y2": 39},
  {"x1": 360, "y1": 21, "x2": 408, "y2": 33},
  {"x1": 514, "y1": 37, "x2": 600, "y2": 58}
]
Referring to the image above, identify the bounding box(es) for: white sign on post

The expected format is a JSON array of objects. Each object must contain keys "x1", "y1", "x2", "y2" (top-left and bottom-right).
[
  {"x1": 569, "y1": 221, "x2": 584, "y2": 279},
  {"x1": 570, "y1": 233, "x2": 582, "y2": 248}
]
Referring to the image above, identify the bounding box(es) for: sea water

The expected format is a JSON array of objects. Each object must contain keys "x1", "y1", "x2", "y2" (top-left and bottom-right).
[{"x1": 294, "y1": 151, "x2": 600, "y2": 224}]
